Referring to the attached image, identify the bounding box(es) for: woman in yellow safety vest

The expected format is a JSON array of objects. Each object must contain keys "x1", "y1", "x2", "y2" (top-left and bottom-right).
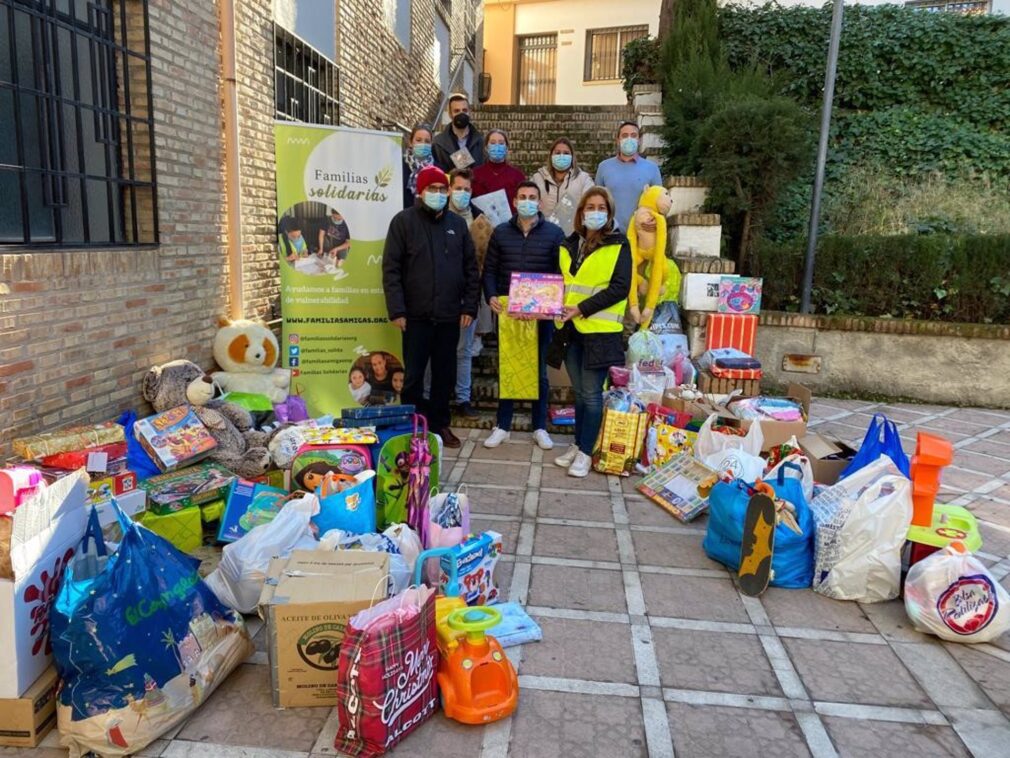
[{"x1": 553, "y1": 187, "x2": 632, "y2": 478}]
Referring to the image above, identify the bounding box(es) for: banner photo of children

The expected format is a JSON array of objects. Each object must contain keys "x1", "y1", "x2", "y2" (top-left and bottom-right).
[
  {"x1": 348, "y1": 351, "x2": 404, "y2": 406},
  {"x1": 278, "y1": 201, "x2": 352, "y2": 279}
]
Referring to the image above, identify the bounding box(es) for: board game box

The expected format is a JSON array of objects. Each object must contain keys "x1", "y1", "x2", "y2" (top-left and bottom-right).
[
  {"x1": 507, "y1": 272, "x2": 565, "y2": 319},
  {"x1": 140, "y1": 462, "x2": 236, "y2": 515},
  {"x1": 133, "y1": 405, "x2": 217, "y2": 472},
  {"x1": 218, "y1": 478, "x2": 288, "y2": 542},
  {"x1": 636, "y1": 453, "x2": 717, "y2": 523}
]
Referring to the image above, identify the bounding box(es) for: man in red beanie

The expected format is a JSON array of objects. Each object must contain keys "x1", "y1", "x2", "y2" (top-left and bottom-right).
[{"x1": 383, "y1": 165, "x2": 480, "y2": 448}]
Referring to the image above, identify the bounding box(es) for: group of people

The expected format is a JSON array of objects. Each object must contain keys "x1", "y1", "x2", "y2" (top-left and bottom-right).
[{"x1": 383, "y1": 93, "x2": 662, "y2": 477}]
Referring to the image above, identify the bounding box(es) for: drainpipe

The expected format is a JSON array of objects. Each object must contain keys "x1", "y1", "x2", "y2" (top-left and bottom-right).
[{"x1": 221, "y1": 0, "x2": 244, "y2": 320}]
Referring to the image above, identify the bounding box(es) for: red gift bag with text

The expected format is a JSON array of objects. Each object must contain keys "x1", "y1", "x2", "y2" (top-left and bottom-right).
[{"x1": 334, "y1": 586, "x2": 439, "y2": 757}]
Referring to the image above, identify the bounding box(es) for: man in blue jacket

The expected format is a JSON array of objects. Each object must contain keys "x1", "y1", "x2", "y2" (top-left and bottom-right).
[
  {"x1": 482, "y1": 181, "x2": 565, "y2": 451},
  {"x1": 383, "y1": 166, "x2": 480, "y2": 448}
]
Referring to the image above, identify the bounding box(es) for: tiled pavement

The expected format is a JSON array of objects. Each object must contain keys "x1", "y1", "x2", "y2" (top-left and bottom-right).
[{"x1": 11, "y1": 399, "x2": 1010, "y2": 757}]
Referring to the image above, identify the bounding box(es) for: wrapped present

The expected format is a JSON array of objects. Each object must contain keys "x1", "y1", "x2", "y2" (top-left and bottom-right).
[
  {"x1": 140, "y1": 463, "x2": 236, "y2": 515},
  {"x1": 705, "y1": 313, "x2": 758, "y2": 356},
  {"x1": 498, "y1": 298, "x2": 539, "y2": 400},
  {"x1": 13, "y1": 422, "x2": 124, "y2": 461},
  {"x1": 139, "y1": 507, "x2": 204, "y2": 553}
]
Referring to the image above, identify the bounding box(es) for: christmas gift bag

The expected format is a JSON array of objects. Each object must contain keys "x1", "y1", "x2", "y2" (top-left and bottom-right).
[
  {"x1": 334, "y1": 586, "x2": 439, "y2": 757},
  {"x1": 51, "y1": 499, "x2": 253, "y2": 757}
]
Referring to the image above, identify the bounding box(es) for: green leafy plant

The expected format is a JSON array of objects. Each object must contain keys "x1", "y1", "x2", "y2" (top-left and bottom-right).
[{"x1": 621, "y1": 37, "x2": 661, "y2": 97}]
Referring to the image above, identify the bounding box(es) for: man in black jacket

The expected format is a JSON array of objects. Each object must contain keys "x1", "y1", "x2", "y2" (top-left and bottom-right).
[
  {"x1": 383, "y1": 166, "x2": 480, "y2": 448},
  {"x1": 432, "y1": 94, "x2": 486, "y2": 172},
  {"x1": 482, "y1": 181, "x2": 565, "y2": 451}
]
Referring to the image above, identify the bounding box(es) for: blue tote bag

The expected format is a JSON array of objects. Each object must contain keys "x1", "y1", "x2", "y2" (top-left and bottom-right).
[
  {"x1": 703, "y1": 464, "x2": 815, "y2": 589},
  {"x1": 839, "y1": 413, "x2": 910, "y2": 480}
]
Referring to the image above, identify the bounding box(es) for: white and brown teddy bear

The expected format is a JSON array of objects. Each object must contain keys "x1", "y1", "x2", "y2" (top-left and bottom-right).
[
  {"x1": 211, "y1": 318, "x2": 291, "y2": 403},
  {"x1": 142, "y1": 359, "x2": 272, "y2": 478}
]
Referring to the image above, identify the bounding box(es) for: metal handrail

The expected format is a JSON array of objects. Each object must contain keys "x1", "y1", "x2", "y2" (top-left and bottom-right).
[{"x1": 428, "y1": 46, "x2": 476, "y2": 128}]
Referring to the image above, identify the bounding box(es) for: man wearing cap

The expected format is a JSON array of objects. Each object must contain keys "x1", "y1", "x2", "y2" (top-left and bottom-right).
[{"x1": 383, "y1": 165, "x2": 480, "y2": 448}]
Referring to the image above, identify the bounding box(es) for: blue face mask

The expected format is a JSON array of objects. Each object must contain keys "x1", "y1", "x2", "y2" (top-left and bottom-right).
[
  {"x1": 423, "y1": 190, "x2": 447, "y2": 212},
  {"x1": 583, "y1": 210, "x2": 608, "y2": 231},
  {"x1": 619, "y1": 137, "x2": 639, "y2": 157},
  {"x1": 412, "y1": 143, "x2": 432, "y2": 160},
  {"x1": 516, "y1": 199, "x2": 539, "y2": 218},
  {"x1": 451, "y1": 189, "x2": 471, "y2": 209},
  {"x1": 488, "y1": 143, "x2": 507, "y2": 162},
  {"x1": 551, "y1": 153, "x2": 573, "y2": 171}
]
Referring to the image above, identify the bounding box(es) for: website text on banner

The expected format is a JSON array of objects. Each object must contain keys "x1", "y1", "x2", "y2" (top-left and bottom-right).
[{"x1": 276, "y1": 123, "x2": 404, "y2": 416}]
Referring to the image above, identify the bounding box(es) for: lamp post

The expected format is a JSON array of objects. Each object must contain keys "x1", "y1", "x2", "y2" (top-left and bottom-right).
[{"x1": 800, "y1": 0, "x2": 845, "y2": 313}]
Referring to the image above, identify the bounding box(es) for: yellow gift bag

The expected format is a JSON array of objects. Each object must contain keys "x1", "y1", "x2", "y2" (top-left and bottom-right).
[
  {"x1": 497, "y1": 298, "x2": 539, "y2": 400},
  {"x1": 592, "y1": 408, "x2": 649, "y2": 476}
]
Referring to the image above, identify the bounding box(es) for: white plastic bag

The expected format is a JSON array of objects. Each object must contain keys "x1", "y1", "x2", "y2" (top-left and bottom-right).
[
  {"x1": 205, "y1": 494, "x2": 319, "y2": 612},
  {"x1": 694, "y1": 414, "x2": 764, "y2": 479},
  {"x1": 627, "y1": 330, "x2": 664, "y2": 366},
  {"x1": 766, "y1": 446, "x2": 815, "y2": 503},
  {"x1": 629, "y1": 364, "x2": 674, "y2": 407},
  {"x1": 317, "y1": 529, "x2": 411, "y2": 594},
  {"x1": 810, "y1": 455, "x2": 912, "y2": 602},
  {"x1": 383, "y1": 523, "x2": 422, "y2": 573},
  {"x1": 905, "y1": 544, "x2": 1010, "y2": 642}
]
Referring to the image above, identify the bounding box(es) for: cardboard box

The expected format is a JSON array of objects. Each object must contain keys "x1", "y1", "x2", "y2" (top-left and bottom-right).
[
  {"x1": 0, "y1": 471, "x2": 88, "y2": 698},
  {"x1": 90, "y1": 487, "x2": 147, "y2": 528},
  {"x1": 679, "y1": 273, "x2": 723, "y2": 312},
  {"x1": 0, "y1": 666, "x2": 58, "y2": 747},
  {"x1": 86, "y1": 469, "x2": 138, "y2": 507},
  {"x1": 259, "y1": 551, "x2": 388, "y2": 708},
  {"x1": 799, "y1": 433, "x2": 857, "y2": 486},
  {"x1": 697, "y1": 370, "x2": 760, "y2": 398}
]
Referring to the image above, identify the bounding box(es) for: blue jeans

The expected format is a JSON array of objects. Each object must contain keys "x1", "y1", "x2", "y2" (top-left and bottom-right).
[
  {"x1": 565, "y1": 336, "x2": 608, "y2": 454},
  {"x1": 497, "y1": 320, "x2": 554, "y2": 432},
  {"x1": 455, "y1": 319, "x2": 480, "y2": 404}
]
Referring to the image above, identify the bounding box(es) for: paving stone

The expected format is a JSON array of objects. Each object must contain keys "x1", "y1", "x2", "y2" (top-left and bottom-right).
[
  {"x1": 876, "y1": 405, "x2": 933, "y2": 423},
  {"x1": 509, "y1": 690, "x2": 647, "y2": 758},
  {"x1": 945, "y1": 645, "x2": 1010, "y2": 718},
  {"x1": 966, "y1": 497, "x2": 1010, "y2": 530},
  {"x1": 470, "y1": 441, "x2": 536, "y2": 462},
  {"x1": 640, "y1": 573, "x2": 749, "y2": 623},
  {"x1": 632, "y1": 530, "x2": 725, "y2": 570},
  {"x1": 964, "y1": 438, "x2": 1010, "y2": 459},
  {"x1": 176, "y1": 663, "x2": 330, "y2": 752},
  {"x1": 519, "y1": 616, "x2": 637, "y2": 683},
  {"x1": 538, "y1": 490, "x2": 613, "y2": 522},
  {"x1": 532, "y1": 523, "x2": 620, "y2": 563},
  {"x1": 940, "y1": 467, "x2": 996, "y2": 493},
  {"x1": 949, "y1": 451, "x2": 1010, "y2": 477},
  {"x1": 625, "y1": 493, "x2": 694, "y2": 527},
  {"x1": 821, "y1": 716, "x2": 970, "y2": 757},
  {"x1": 470, "y1": 517, "x2": 520, "y2": 554},
  {"x1": 462, "y1": 460, "x2": 531, "y2": 486},
  {"x1": 666, "y1": 703, "x2": 810, "y2": 758},
  {"x1": 539, "y1": 465, "x2": 610, "y2": 492},
  {"x1": 528, "y1": 563, "x2": 627, "y2": 613},
  {"x1": 653, "y1": 627, "x2": 781, "y2": 696},
  {"x1": 977, "y1": 523, "x2": 1010, "y2": 558},
  {"x1": 783, "y1": 638, "x2": 932, "y2": 708},
  {"x1": 466, "y1": 486, "x2": 525, "y2": 517},
  {"x1": 372, "y1": 712, "x2": 486, "y2": 757},
  {"x1": 761, "y1": 587, "x2": 877, "y2": 634}
]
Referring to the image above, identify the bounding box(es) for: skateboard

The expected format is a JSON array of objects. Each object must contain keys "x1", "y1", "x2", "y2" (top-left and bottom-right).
[{"x1": 739, "y1": 492, "x2": 776, "y2": 596}]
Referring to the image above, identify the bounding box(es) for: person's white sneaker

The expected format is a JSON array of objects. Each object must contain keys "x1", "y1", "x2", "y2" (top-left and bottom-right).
[
  {"x1": 483, "y1": 427, "x2": 511, "y2": 448},
  {"x1": 568, "y1": 451, "x2": 592, "y2": 478},
  {"x1": 554, "y1": 444, "x2": 579, "y2": 468},
  {"x1": 533, "y1": 429, "x2": 554, "y2": 450}
]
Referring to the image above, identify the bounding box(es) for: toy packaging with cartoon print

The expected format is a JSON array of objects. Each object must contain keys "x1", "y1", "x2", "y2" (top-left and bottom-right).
[
  {"x1": 439, "y1": 531, "x2": 503, "y2": 606},
  {"x1": 506, "y1": 272, "x2": 565, "y2": 319},
  {"x1": 140, "y1": 463, "x2": 237, "y2": 515},
  {"x1": 218, "y1": 479, "x2": 289, "y2": 542},
  {"x1": 133, "y1": 406, "x2": 217, "y2": 472}
]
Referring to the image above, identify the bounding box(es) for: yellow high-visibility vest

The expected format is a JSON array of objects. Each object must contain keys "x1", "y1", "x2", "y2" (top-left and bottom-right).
[{"x1": 560, "y1": 241, "x2": 627, "y2": 334}]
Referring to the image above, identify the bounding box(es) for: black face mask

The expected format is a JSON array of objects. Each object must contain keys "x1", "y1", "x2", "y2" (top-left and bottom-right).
[{"x1": 452, "y1": 112, "x2": 470, "y2": 129}]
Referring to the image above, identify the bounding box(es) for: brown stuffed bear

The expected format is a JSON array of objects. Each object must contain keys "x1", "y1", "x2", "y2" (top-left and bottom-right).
[{"x1": 142, "y1": 359, "x2": 271, "y2": 478}]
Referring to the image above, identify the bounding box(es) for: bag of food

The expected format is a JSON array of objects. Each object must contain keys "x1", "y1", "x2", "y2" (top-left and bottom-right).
[
  {"x1": 51, "y1": 501, "x2": 252, "y2": 757},
  {"x1": 905, "y1": 543, "x2": 1010, "y2": 643},
  {"x1": 592, "y1": 407, "x2": 649, "y2": 476},
  {"x1": 333, "y1": 586, "x2": 439, "y2": 757}
]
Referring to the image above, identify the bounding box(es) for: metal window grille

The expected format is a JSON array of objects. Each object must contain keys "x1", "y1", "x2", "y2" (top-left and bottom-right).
[
  {"x1": 584, "y1": 25, "x2": 649, "y2": 82},
  {"x1": 0, "y1": 0, "x2": 158, "y2": 247},
  {"x1": 516, "y1": 33, "x2": 556, "y2": 106},
  {"x1": 274, "y1": 24, "x2": 340, "y2": 126}
]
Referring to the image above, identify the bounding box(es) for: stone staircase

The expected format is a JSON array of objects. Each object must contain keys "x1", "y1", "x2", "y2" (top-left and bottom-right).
[{"x1": 472, "y1": 104, "x2": 635, "y2": 177}]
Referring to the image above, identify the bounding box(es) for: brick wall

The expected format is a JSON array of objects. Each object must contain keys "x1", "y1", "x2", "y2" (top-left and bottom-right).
[{"x1": 0, "y1": 0, "x2": 233, "y2": 457}]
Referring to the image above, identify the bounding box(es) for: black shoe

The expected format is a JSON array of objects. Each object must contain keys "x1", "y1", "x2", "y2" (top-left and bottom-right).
[
  {"x1": 438, "y1": 427, "x2": 462, "y2": 448},
  {"x1": 457, "y1": 401, "x2": 480, "y2": 419}
]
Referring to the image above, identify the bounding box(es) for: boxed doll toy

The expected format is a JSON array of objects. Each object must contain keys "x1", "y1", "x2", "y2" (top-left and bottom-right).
[
  {"x1": 140, "y1": 462, "x2": 236, "y2": 515},
  {"x1": 507, "y1": 273, "x2": 565, "y2": 319},
  {"x1": 134, "y1": 405, "x2": 217, "y2": 472}
]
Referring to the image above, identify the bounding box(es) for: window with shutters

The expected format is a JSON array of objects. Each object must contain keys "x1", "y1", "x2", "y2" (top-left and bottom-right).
[{"x1": 584, "y1": 25, "x2": 649, "y2": 82}]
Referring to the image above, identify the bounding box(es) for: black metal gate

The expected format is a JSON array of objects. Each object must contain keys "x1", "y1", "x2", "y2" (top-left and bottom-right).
[{"x1": 516, "y1": 34, "x2": 557, "y2": 105}]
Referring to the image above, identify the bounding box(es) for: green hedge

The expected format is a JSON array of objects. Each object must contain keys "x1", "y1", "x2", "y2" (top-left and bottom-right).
[{"x1": 755, "y1": 234, "x2": 1010, "y2": 323}]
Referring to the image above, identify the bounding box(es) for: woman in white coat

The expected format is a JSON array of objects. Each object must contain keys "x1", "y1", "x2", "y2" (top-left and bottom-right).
[{"x1": 531, "y1": 137, "x2": 595, "y2": 236}]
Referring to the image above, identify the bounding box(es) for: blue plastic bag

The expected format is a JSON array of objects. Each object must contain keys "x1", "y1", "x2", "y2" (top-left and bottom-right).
[
  {"x1": 314, "y1": 472, "x2": 377, "y2": 535},
  {"x1": 703, "y1": 464, "x2": 815, "y2": 588},
  {"x1": 51, "y1": 498, "x2": 252, "y2": 756},
  {"x1": 839, "y1": 413, "x2": 910, "y2": 480},
  {"x1": 117, "y1": 410, "x2": 161, "y2": 481}
]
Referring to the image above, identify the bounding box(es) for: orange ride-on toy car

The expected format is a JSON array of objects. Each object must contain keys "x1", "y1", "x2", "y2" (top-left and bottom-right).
[{"x1": 412, "y1": 548, "x2": 519, "y2": 724}]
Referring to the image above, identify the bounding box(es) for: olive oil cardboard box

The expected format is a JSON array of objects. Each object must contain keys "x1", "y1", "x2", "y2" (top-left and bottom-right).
[
  {"x1": 0, "y1": 666, "x2": 58, "y2": 747},
  {"x1": 258, "y1": 551, "x2": 388, "y2": 708}
]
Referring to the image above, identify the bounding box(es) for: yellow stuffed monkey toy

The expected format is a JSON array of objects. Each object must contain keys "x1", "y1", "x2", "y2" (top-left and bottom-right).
[{"x1": 627, "y1": 185, "x2": 675, "y2": 329}]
